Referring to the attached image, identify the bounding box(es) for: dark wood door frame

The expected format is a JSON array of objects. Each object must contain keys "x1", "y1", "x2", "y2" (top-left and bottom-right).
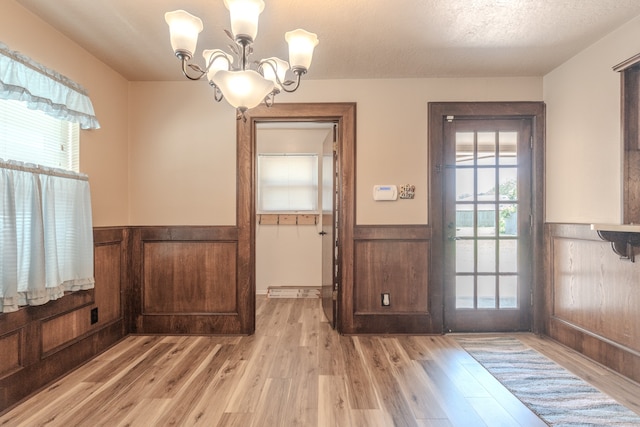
[
  {"x1": 429, "y1": 102, "x2": 546, "y2": 333},
  {"x1": 237, "y1": 103, "x2": 356, "y2": 334}
]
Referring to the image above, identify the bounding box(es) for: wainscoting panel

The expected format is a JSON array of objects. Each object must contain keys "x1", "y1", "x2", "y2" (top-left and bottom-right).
[
  {"x1": 0, "y1": 330, "x2": 21, "y2": 378},
  {"x1": 546, "y1": 223, "x2": 640, "y2": 383},
  {"x1": 94, "y1": 242, "x2": 123, "y2": 325},
  {"x1": 354, "y1": 240, "x2": 429, "y2": 314},
  {"x1": 143, "y1": 241, "x2": 237, "y2": 314},
  {"x1": 0, "y1": 227, "x2": 128, "y2": 412},
  {"x1": 132, "y1": 226, "x2": 246, "y2": 335},
  {"x1": 345, "y1": 225, "x2": 438, "y2": 334}
]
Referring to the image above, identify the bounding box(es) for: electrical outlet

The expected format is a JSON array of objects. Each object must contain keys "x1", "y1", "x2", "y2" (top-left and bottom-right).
[
  {"x1": 381, "y1": 293, "x2": 391, "y2": 306},
  {"x1": 90, "y1": 307, "x2": 98, "y2": 324}
]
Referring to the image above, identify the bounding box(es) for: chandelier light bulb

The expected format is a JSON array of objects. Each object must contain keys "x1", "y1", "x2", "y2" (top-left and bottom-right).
[
  {"x1": 285, "y1": 29, "x2": 319, "y2": 71},
  {"x1": 202, "y1": 49, "x2": 233, "y2": 82},
  {"x1": 213, "y1": 70, "x2": 275, "y2": 110},
  {"x1": 223, "y1": 0, "x2": 265, "y2": 43},
  {"x1": 165, "y1": 10, "x2": 203, "y2": 58},
  {"x1": 261, "y1": 57, "x2": 290, "y2": 90}
]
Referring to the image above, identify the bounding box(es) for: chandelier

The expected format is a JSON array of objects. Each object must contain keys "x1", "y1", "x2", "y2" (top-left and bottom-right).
[{"x1": 165, "y1": 0, "x2": 319, "y2": 118}]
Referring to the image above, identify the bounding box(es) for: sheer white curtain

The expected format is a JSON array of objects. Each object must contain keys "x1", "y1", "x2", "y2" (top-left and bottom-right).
[{"x1": 1, "y1": 160, "x2": 94, "y2": 313}]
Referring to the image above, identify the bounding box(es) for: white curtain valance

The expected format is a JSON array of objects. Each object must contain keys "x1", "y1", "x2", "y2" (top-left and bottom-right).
[{"x1": 0, "y1": 42, "x2": 100, "y2": 130}]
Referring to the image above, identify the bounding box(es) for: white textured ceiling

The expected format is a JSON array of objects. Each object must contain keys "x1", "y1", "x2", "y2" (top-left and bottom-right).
[{"x1": 14, "y1": 0, "x2": 640, "y2": 81}]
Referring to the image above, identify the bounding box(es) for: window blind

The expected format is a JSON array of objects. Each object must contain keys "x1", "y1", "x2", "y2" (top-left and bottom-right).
[
  {"x1": 0, "y1": 99, "x2": 78, "y2": 171},
  {"x1": 258, "y1": 154, "x2": 318, "y2": 212}
]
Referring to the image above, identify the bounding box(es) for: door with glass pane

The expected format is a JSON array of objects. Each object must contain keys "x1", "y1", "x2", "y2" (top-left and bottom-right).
[{"x1": 444, "y1": 118, "x2": 532, "y2": 332}]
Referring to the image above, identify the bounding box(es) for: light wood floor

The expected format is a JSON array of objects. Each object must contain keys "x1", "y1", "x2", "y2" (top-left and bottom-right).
[{"x1": 2, "y1": 297, "x2": 639, "y2": 426}]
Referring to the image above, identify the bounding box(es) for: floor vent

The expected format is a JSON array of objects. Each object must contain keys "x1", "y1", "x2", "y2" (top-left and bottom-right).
[{"x1": 267, "y1": 286, "x2": 321, "y2": 299}]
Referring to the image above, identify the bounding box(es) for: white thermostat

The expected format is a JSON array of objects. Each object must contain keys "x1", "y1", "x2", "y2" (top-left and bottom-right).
[{"x1": 373, "y1": 185, "x2": 398, "y2": 201}]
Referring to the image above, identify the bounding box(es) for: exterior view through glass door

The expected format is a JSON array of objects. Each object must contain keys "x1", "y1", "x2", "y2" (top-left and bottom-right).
[{"x1": 444, "y1": 118, "x2": 532, "y2": 332}]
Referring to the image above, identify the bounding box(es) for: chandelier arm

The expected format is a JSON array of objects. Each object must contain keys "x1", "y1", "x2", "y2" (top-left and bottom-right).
[
  {"x1": 258, "y1": 59, "x2": 279, "y2": 82},
  {"x1": 258, "y1": 59, "x2": 297, "y2": 93},
  {"x1": 179, "y1": 50, "x2": 233, "y2": 81},
  {"x1": 280, "y1": 70, "x2": 304, "y2": 93},
  {"x1": 208, "y1": 51, "x2": 232, "y2": 69},
  {"x1": 179, "y1": 57, "x2": 207, "y2": 81}
]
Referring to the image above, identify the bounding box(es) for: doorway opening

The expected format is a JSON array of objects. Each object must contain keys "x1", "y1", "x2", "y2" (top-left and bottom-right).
[
  {"x1": 236, "y1": 103, "x2": 357, "y2": 333},
  {"x1": 255, "y1": 121, "x2": 334, "y2": 304}
]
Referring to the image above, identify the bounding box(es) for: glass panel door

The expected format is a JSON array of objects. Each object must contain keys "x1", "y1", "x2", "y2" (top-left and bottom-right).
[{"x1": 444, "y1": 119, "x2": 532, "y2": 332}]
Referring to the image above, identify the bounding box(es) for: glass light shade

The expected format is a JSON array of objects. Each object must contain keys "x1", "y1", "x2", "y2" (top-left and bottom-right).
[
  {"x1": 212, "y1": 70, "x2": 275, "y2": 110},
  {"x1": 261, "y1": 57, "x2": 289, "y2": 90},
  {"x1": 165, "y1": 10, "x2": 204, "y2": 57},
  {"x1": 223, "y1": 0, "x2": 265, "y2": 41},
  {"x1": 202, "y1": 49, "x2": 233, "y2": 82},
  {"x1": 285, "y1": 29, "x2": 319, "y2": 70}
]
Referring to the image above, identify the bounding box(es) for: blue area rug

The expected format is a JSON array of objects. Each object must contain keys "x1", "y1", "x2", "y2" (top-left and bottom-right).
[{"x1": 456, "y1": 336, "x2": 640, "y2": 427}]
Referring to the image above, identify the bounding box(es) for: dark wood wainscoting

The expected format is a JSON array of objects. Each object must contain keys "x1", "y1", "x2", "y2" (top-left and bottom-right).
[
  {"x1": 130, "y1": 226, "x2": 250, "y2": 335},
  {"x1": 545, "y1": 223, "x2": 640, "y2": 383},
  {"x1": 343, "y1": 225, "x2": 439, "y2": 334},
  {"x1": 0, "y1": 227, "x2": 128, "y2": 412}
]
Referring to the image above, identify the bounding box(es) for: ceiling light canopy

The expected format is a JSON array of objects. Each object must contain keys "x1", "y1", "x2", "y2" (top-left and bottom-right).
[{"x1": 165, "y1": 0, "x2": 319, "y2": 119}]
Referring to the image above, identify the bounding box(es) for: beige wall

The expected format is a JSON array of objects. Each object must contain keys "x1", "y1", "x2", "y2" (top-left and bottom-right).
[
  {"x1": 544, "y1": 15, "x2": 640, "y2": 224},
  {"x1": 128, "y1": 82, "x2": 237, "y2": 225},
  {"x1": 129, "y1": 77, "x2": 542, "y2": 226},
  {"x1": 1, "y1": 1, "x2": 130, "y2": 227}
]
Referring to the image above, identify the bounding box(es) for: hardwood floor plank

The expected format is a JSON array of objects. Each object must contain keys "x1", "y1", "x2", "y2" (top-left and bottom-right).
[
  {"x1": 2, "y1": 297, "x2": 640, "y2": 427},
  {"x1": 250, "y1": 377, "x2": 291, "y2": 426},
  {"x1": 69, "y1": 339, "x2": 193, "y2": 426},
  {"x1": 154, "y1": 342, "x2": 234, "y2": 425},
  {"x1": 115, "y1": 398, "x2": 171, "y2": 427},
  {"x1": 357, "y1": 336, "x2": 419, "y2": 427},
  {"x1": 318, "y1": 321, "x2": 346, "y2": 376},
  {"x1": 261, "y1": 299, "x2": 293, "y2": 337},
  {"x1": 37, "y1": 342, "x2": 174, "y2": 426},
  {"x1": 378, "y1": 338, "x2": 449, "y2": 420},
  {"x1": 147, "y1": 336, "x2": 217, "y2": 398},
  {"x1": 318, "y1": 375, "x2": 352, "y2": 427},
  {"x1": 267, "y1": 321, "x2": 301, "y2": 379},
  {"x1": 466, "y1": 397, "x2": 521, "y2": 427},
  {"x1": 339, "y1": 335, "x2": 379, "y2": 410},
  {"x1": 224, "y1": 335, "x2": 280, "y2": 413},
  {"x1": 84, "y1": 335, "x2": 165, "y2": 383},
  {"x1": 300, "y1": 302, "x2": 321, "y2": 348},
  {"x1": 418, "y1": 359, "x2": 489, "y2": 426},
  {"x1": 414, "y1": 419, "x2": 454, "y2": 427},
  {"x1": 216, "y1": 412, "x2": 254, "y2": 427},
  {"x1": 282, "y1": 346, "x2": 319, "y2": 426},
  {"x1": 396, "y1": 335, "x2": 434, "y2": 361},
  {"x1": 349, "y1": 409, "x2": 395, "y2": 427},
  {"x1": 1, "y1": 382, "x2": 100, "y2": 427},
  {"x1": 181, "y1": 358, "x2": 249, "y2": 426}
]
